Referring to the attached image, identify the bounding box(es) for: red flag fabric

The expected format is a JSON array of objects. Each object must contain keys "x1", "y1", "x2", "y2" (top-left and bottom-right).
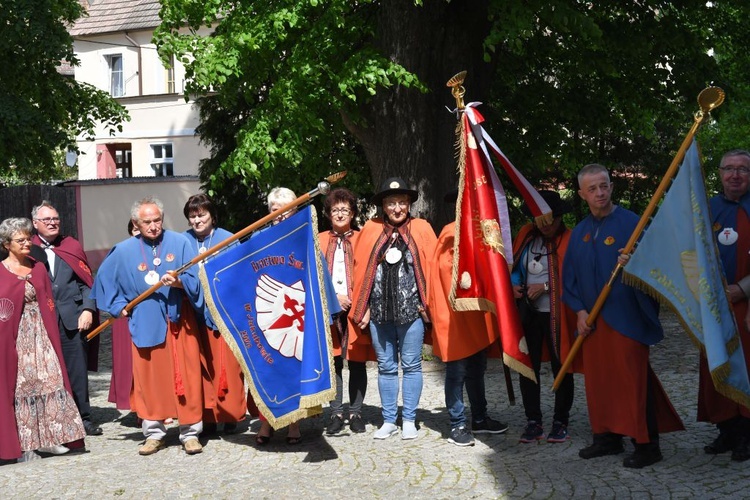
[{"x1": 450, "y1": 104, "x2": 539, "y2": 381}]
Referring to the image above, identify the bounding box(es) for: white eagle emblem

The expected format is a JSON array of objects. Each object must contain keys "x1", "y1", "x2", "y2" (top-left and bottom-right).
[{"x1": 255, "y1": 274, "x2": 306, "y2": 361}]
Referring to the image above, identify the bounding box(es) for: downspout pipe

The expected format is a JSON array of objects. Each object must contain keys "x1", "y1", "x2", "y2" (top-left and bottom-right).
[{"x1": 124, "y1": 32, "x2": 142, "y2": 96}]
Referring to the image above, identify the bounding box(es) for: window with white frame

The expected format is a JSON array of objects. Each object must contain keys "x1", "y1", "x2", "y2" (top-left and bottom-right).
[
  {"x1": 154, "y1": 55, "x2": 176, "y2": 94},
  {"x1": 106, "y1": 54, "x2": 124, "y2": 97},
  {"x1": 165, "y1": 55, "x2": 175, "y2": 94},
  {"x1": 150, "y1": 143, "x2": 174, "y2": 176},
  {"x1": 114, "y1": 146, "x2": 132, "y2": 178}
]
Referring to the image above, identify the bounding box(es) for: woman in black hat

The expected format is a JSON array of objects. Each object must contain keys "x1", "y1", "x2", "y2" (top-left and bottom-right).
[
  {"x1": 510, "y1": 190, "x2": 576, "y2": 444},
  {"x1": 349, "y1": 177, "x2": 437, "y2": 440}
]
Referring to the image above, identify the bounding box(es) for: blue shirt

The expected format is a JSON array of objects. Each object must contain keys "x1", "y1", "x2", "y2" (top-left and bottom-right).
[
  {"x1": 562, "y1": 206, "x2": 662, "y2": 345},
  {"x1": 91, "y1": 230, "x2": 199, "y2": 348}
]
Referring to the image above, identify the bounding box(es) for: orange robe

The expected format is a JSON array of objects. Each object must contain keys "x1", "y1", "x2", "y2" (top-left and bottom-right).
[
  {"x1": 319, "y1": 229, "x2": 372, "y2": 360},
  {"x1": 348, "y1": 217, "x2": 436, "y2": 355},
  {"x1": 429, "y1": 222, "x2": 500, "y2": 362},
  {"x1": 130, "y1": 298, "x2": 203, "y2": 425},
  {"x1": 581, "y1": 319, "x2": 684, "y2": 443},
  {"x1": 200, "y1": 326, "x2": 247, "y2": 424}
]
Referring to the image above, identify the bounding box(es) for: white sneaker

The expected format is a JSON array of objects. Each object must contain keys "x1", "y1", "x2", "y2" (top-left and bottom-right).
[
  {"x1": 373, "y1": 422, "x2": 399, "y2": 440},
  {"x1": 401, "y1": 420, "x2": 418, "y2": 440},
  {"x1": 38, "y1": 445, "x2": 70, "y2": 455}
]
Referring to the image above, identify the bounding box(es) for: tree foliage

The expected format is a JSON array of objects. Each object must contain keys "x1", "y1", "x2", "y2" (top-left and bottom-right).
[
  {"x1": 0, "y1": 0, "x2": 128, "y2": 181},
  {"x1": 156, "y1": 0, "x2": 750, "y2": 230}
]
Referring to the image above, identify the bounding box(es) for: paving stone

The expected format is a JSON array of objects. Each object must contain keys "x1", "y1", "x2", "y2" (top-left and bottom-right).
[{"x1": 2, "y1": 312, "x2": 750, "y2": 498}]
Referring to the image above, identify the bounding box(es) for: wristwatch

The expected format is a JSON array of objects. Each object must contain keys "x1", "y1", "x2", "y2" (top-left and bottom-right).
[{"x1": 544, "y1": 282, "x2": 549, "y2": 292}]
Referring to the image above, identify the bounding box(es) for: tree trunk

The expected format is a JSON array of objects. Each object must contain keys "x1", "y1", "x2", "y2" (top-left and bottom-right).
[{"x1": 347, "y1": 0, "x2": 494, "y2": 230}]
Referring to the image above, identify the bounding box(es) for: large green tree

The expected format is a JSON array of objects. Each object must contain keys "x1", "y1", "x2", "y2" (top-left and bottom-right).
[
  {"x1": 0, "y1": 0, "x2": 128, "y2": 181},
  {"x1": 156, "y1": 0, "x2": 748, "y2": 229}
]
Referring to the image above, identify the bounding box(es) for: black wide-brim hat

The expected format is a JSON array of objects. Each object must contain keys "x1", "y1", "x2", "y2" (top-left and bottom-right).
[
  {"x1": 443, "y1": 188, "x2": 458, "y2": 204},
  {"x1": 370, "y1": 177, "x2": 419, "y2": 205},
  {"x1": 521, "y1": 190, "x2": 572, "y2": 218}
]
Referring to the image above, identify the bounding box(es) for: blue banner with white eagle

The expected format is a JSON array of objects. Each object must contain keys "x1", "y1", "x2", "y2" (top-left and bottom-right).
[
  {"x1": 623, "y1": 140, "x2": 750, "y2": 407},
  {"x1": 199, "y1": 206, "x2": 338, "y2": 428}
]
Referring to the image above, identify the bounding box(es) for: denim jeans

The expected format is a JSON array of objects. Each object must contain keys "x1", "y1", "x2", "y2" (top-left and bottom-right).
[
  {"x1": 445, "y1": 349, "x2": 488, "y2": 428},
  {"x1": 369, "y1": 318, "x2": 424, "y2": 423}
]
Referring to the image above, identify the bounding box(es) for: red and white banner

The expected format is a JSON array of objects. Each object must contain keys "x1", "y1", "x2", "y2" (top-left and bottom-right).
[{"x1": 450, "y1": 103, "x2": 548, "y2": 380}]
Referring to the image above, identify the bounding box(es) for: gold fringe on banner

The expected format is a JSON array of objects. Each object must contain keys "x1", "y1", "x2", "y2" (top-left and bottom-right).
[
  {"x1": 448, "y1": 118, "x2": 466, "y2": 310},
  {"x1": 622, "y1": 272, "x2": 750, "y2": 409}
]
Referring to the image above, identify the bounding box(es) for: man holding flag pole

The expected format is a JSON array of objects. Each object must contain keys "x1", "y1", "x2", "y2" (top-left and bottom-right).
[
  {"x1": 697, "y1": 149, "x2": 750, "y2": 461},
  {"x1": 562, "y1": 164, "x2": 684, "y2": 469},
  {"x1": 621, "y1": 143, "x2": 750, "y2": 462}
]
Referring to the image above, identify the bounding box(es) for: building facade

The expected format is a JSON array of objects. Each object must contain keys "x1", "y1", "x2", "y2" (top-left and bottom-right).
[{"x1": 70, "y1": 0, "x2": 211, "y2": 180}]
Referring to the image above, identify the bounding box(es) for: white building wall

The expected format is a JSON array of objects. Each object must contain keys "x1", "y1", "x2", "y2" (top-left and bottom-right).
[{"x1": 72, "y1": 27, "x2": 213, "y2": 180}]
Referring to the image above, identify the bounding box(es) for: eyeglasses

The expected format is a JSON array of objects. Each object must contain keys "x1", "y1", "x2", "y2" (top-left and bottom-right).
[
  {"x1": 719, "y1": 166, "x2": 750, "y2": 176},
  {"x1": 385, "y1": 201, "x2": 410, "y2": 210},
  {"x1": 12, "y1": 238, "x2": 32, "y2": 245},
  {"x1": 34, "y1": 217, "x2": 60, "y2": 224},
  {"x1": 330, "y1": 208, "x2": 352, "y2": 216}
]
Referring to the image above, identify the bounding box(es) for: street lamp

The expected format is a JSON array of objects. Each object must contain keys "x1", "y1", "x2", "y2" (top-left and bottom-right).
[{"x1": 65, "y1": 149, "x2": 78, "y2": 167}]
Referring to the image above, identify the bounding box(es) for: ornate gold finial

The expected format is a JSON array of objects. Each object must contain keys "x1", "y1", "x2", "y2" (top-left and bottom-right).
[
  {"x1": 694, "y1": 86, "x2": 725, "y2": 121},
  {"x1": 446, "y1": 71, "x2": 467, "y2": 110},
  {"x1": 697, "y1": 86, "x2": 725, "y2": 115}
]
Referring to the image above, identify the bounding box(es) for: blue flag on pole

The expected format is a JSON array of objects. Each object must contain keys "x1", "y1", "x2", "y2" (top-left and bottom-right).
[
  {"x1": 623, "y1": 140, "x2": 750, "y2": 407},
  {"x1": 199, "y1": 206, "x2": 338, "y2": 428}
]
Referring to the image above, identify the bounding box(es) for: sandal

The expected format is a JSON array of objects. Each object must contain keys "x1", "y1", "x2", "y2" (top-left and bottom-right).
[
  {"x1": 286, "y1": 435, "x2": 302, "y2": 445},
  {"x1": 256, "y1": 423, "x2": 274, "y2": 446},
  {"x1": 286, "y1": 422, "x2": 302, "y2": 445}
]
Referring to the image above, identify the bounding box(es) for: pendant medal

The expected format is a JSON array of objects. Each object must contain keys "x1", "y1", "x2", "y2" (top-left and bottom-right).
[
  {"x1": 385, "y1": 247, "x2": 402, "y2": 264},
  {"x1": 718, "y1": 228, "x2": 738, "y2": 246},
  {"x1": 145, "y1": 270, "x2": 159, "y2": 285},
  {"x1": 152, "y1": 257, "x2": 162, "y2": 267},
  {"x1": 199, "y1": 246, "x2": 207, "y2": 254}
]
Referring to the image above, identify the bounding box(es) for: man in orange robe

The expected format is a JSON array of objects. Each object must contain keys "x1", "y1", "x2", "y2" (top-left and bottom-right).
[
  {"x1": 92, "y1": 197, "x2": 204, "y2": 456},
  {"x1": 563, "y1": 164, "x2": 683, "y2": 469},
  {"x1": 700, "y1": 149, "x2": 750, "y2": 461}
]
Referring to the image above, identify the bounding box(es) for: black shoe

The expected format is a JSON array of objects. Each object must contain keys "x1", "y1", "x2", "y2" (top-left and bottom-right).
[
  {"x1": 579, "y1": 436, "x2": 624, "y2": 459},
  {"x1": 705, "y1": 431, "x2": 734, "y2": 454},
  {"x1": 349, "y1": 414, "x2": 366, "y2": 434},
  {"x1": 223, "y1": 422, "x2": 239, "y2": 435},
  {"x1": 623, "y1": 447, "x2": 663, "y2": 468},
  {"x1": 447, "y1": 425, "x2": 475, "y2": 447},
  {"x1": 731, "y1": 436, "x2": 750, "y2": 462},
  {"x1": 471, "y1": 416, "x2": 509, "y2": 435},
  {"x1": 326, "y1": 414, "x2": 345, "y2": 435},
  {"x1": 83, "y1": 421, "x2": 103, "y2": 436}
]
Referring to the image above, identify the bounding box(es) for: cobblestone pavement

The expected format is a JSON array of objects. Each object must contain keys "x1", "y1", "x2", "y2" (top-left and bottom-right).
[{"x1": 2, "y1": 313, "x2": 750, "y2": 499}]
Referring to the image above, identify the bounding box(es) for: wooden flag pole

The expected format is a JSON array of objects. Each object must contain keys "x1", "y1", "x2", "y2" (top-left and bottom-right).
[
  {"x1": 86, "y1": 172, "x2": 347, "y2": 341},
  {"x1": 552, "y1": 87, "x2": 724, "y2": 391}
]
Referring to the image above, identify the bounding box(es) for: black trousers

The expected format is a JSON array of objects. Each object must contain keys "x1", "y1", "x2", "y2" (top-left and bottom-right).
[
  {"x1": 518, "y1": 309, "x2": 574, "y2": 425},
  {"x1": 330, "y1": 355, "x2": 367, "y2": 416},
  {"x1": 58, "y1": 321, "x2": 91, "y2": 422}
]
